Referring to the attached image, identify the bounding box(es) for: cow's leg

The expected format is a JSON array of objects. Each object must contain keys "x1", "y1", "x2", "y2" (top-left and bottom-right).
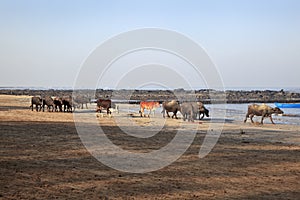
[
  {"x1": 148, "y1": 109, "x2": 151, "y2": 118},
  {"x1": 166, "y1": 111, "x2": 171, "y2": 118},
  {"x1": 171, "y1": 111, "x2": 176, "y2": 118},
  {"x1": 188, "y1": 111, "x2": 193, "y2": 122},
  {"x1": 190, "y1": 114, "x2": 194, "y2": 122},
  {"x1": 244, "y1": 113, "x2": 249, "y2": 123},
  {"x1": 140, "y1": 108, "x2": 144, "y2": 117},
  {"x1": 260, "y1": 115, "x2": 265, "y2": 124},
  {"x1": 199, "y1": 112, "x2": 205, "y2": 120},
  {"x1": 161, "y1": 108, "x2": 166, "y2": 118},
  {"x1": 269, "y1": 116, "x2": 275, "y2": 124},
  {"x1": 174, "y1": 110, "x2": 178, "y2": 119},
  {"x1": 107, "y1": 107, "x2": 111, "y2": 115},
  {"x1": 107, "y1": 107, "x2": 112, "y2": 117},
  {"x1": 249, "y1": 114, "x2": 255, "y2": 123},
  {"x1": 197, "y1": 111, "x2": 201, "y2": 120}
]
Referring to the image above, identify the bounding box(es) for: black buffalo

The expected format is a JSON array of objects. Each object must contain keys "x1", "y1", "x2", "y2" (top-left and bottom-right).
[
  {"x1": 42, "y1": 96, "x2": 55, "y2": 112},
  {"x1": 62, "y1": 96, "x2": 75, "y2": 113},
  {"x1": 30, "y1": 96, "x2": 43, "y2": 112}
]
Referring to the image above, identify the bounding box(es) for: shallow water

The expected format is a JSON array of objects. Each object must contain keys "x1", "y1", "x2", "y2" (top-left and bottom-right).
[
  {"x1": 115, "y1": 103, "x2": 300, "y2": 126},
  {"x1": 208, "y1": 103, "x2": 300, "y2": 125}
]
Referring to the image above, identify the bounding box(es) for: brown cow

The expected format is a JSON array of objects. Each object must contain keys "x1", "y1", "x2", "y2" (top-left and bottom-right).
[
  {"x1": 96, "y1": 99, "x2": 112, "y2": 115},
  {"x1": 244, "y1": 104, "x2": 283, "y2": 124},
  {"x1": 139, "y1": 101, "x2": 160, "y2": 117}
]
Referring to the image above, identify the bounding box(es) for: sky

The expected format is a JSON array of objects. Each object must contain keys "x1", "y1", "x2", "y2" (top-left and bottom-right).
[{"x1": 0, "y1": 0, "x2": 299, "y2": 89}]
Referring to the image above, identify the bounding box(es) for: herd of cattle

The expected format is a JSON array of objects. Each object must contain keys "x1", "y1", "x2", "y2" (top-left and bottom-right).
[
  {"x1": 30, "y1": 96, "x2": 89, "y2": 113},
  {"x1": 30, "y1": 96, "x2": 284, "y2": 124}
]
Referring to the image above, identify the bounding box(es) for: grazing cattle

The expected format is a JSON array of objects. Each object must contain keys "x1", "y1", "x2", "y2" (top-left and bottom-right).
[
  {"x1": 192, "y1": 102, "x2": 209, "y2": 120},
  {"x1": 161, "y1": 100, "x2": 180, "y2": 119},
  {"x1": 244, "y1": 104, "x2": 284, "y2": 124},
  {"x1": 42, "y1": 96, "x2": 55, "y2": 112},
  {"x1": 62, "y1": 96, "x2": 75, "y2": 113},
  {"x1": 96, "y1": 99, "x2": 112, "y2": 115},
  {"x1": 180, "y1": 102, "x2": 197, "y2": 122},
  {"x1": 30, "y1": 96, "x2": 43, "y2": 111},
  {"x1": 53, "y1": 97, "x2": 63, "y2": 112},
  {"x1": 139, "y1": 101, "x2": 160, "y2": 117}
]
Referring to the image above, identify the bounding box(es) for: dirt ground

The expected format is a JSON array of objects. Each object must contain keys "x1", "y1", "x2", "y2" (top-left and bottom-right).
[{"x1": 0, "y1": 95, "x2": 300, "y2": 199}]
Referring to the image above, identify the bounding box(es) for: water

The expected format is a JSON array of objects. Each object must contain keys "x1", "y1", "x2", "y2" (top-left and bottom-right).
[
  {"x1": 116, "y1": 102, "x2": 300, "y2": 126},
  {"x1": 208, "y1": 103, "x2": 300, "y2": 125},
  {"x1": 2, "y1": 87, "x2": 299, "y2": 125}
]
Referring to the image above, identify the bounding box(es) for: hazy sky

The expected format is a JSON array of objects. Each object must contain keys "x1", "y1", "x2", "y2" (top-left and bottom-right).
[{"x1": 0, "y1": 0, "x2": 299, "y2": 89}]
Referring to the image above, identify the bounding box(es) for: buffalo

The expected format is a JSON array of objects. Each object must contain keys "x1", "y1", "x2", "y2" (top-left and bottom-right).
[
  {"x1": 96, "y1": 99, "x2": 112, "y2": 115},
  {"x1": 42, "y1": 96, "x2": 55, "y2": 112},
  {"x1": 53, "y1": 97, "x2": 63, "y2": 112},
  {"x1": 244, "y1": 104, "x2": 284, "y2": 124},
  {"x1": 30, "y1": 96, "x2": 43, "y2": 111},
  {"x1": 192, "y1": 102, "x2": 209, "y2": 120},
  {"x1": 161, "y1": 100, "x2": 180, "y2": 119},
  {"x1": 180, "y1": 102, "x2": 197, "y2": 122},
  {"x1": 62, "y1": 96, "x2": 75, "y2": 113}
]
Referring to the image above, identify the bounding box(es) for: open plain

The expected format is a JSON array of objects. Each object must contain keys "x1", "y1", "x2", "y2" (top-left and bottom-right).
[{"x1": 0, "y1": 95, "x2": 300, "y2": 199}]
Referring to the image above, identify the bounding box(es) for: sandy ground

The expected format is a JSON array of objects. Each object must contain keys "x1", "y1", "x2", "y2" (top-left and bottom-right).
[{"x1": 0, "y1": 95, "x2": 300, "y2": 199}]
